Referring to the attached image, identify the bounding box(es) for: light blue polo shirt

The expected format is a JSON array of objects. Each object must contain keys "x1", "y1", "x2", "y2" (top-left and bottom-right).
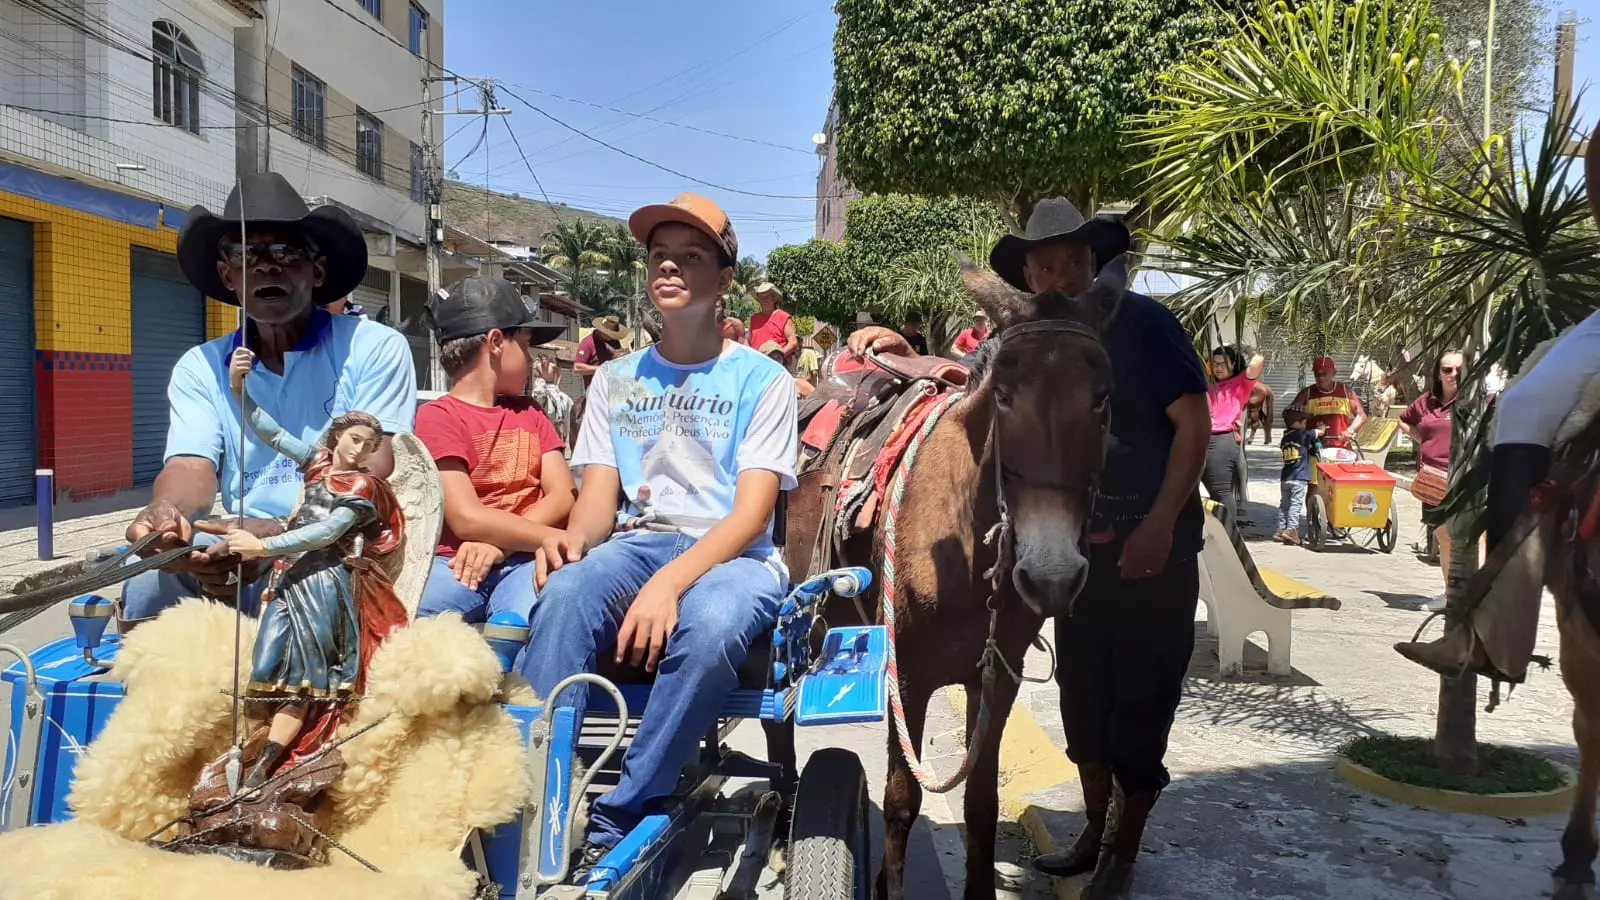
[{"x1": 164, "y1": 309, "x2": 417, "y2": 518}]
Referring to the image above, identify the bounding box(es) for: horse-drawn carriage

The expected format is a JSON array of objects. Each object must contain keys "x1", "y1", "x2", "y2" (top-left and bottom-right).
[{"x1": 0, "y1": 453, "x2": 891, "y2": 900}]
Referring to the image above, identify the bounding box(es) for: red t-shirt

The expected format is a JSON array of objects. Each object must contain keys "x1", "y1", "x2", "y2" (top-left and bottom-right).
[
  {"x1": 953, "y1": 326, "x2": 989, "y2": 355},
  {"x1": 575, "y1": 334, "x2": 616, "y2": 382},
  {"x1": 749, "y1": 309, "x2": 793, "y2": 361},
  {"x1": 414, "y1": 394, "x2": 566, "y2": 556},
  {"x1": 1400, "y1": 393, "x2": 1454, "y2": 471},
  {"x1": 1292, "y1": 383, "x2": 1358, "y2": 437}
]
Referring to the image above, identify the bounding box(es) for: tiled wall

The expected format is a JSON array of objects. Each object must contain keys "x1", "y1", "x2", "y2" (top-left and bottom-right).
[{"x1": 0, "y1": 188, "x2": 231, "y2": 499}]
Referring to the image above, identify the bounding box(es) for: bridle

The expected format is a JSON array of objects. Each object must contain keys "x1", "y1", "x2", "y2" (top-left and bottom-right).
[{"x1": 980, "y1": 317, "x2": 1109, "y2": 601}]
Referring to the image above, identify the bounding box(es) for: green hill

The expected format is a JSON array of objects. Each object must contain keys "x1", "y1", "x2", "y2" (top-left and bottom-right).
[{"x1": 442, "y1": 180, "x2": 622, "y2": 247}]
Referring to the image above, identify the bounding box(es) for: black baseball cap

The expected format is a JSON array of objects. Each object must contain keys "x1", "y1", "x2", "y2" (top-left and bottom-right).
[{"x1": 426, "y1": 276, "x2": 567, "y2": 345}]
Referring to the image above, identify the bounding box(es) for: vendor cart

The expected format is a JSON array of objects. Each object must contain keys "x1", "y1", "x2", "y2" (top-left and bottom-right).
[{"x1": 1304, "y1": 442, "x2": 1399, "y2": 553}]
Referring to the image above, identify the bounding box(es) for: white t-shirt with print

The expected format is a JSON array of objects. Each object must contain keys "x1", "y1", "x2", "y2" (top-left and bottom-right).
[{"x1": 572, "y1": 342, "x2": 798, "y2": 575}]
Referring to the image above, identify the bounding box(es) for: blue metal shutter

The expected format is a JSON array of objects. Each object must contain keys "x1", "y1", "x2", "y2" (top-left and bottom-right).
[
  {"x1": 0, "y1": 218, "x2": 34, "y2": 506},
  {"x1": 130, "y1": 249, "x2": 205, "y2": 485}
]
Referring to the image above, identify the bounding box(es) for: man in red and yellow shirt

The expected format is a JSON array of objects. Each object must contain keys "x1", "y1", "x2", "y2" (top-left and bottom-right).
[{"x1": 1291, "y1": 355, "x2": 1366, "y2": 442}]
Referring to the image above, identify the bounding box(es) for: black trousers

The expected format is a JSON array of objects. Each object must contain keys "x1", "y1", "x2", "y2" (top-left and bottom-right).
[
  {"x1": 1200, "y1": 431, "x2": 1240, "y2": 529},
  {"x1": 1055, "y1": 548, "x2": 1200, "y2": 795}
]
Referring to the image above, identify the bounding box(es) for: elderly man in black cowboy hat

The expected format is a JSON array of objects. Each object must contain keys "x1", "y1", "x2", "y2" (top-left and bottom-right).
[
  {"x1": 118, "y1": 171, "x2": 418, "y2": 628},
  {"x1": 848, "y1": 198, "x2": 1210, "y2": 899}
]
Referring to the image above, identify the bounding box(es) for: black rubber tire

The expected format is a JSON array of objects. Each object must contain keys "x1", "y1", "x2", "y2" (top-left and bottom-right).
[
  {"x1": 786, "y1": 748, "x2": 871, "y2": 900},
  {"x1": 1377, "y1": 515, "x2": 1398, "y2": 553},
  {"x1": 1307, "y1": 494, "x2": 1328, "y2": 551}
]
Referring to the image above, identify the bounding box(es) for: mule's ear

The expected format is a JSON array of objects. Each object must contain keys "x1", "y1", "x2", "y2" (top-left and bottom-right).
[
  {"x1": 956, "y1": 251, "x2": 1028, "y2": 329},
  {"x1": 1077, "y1": 254, "x2": 1130, "y2": 333}
]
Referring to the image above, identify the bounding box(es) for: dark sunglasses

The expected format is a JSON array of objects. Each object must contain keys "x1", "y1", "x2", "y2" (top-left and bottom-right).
[
  {"x1": 218, "y1": 241, "x2": 317, "y2": 268},
  {"x1": 1440, "y1": 366, "x2": 1460, "y2": 375}
]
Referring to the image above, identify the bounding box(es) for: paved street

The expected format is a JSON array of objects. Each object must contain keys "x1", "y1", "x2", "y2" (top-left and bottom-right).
[{"x1": 1, "y1": 446, "x2": 1583, "y2": 898}]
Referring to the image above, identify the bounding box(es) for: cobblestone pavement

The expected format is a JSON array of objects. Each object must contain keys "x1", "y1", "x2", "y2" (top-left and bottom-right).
[{"x1": 1009, "y1": 444, "x2": 1575, "y2": 899}]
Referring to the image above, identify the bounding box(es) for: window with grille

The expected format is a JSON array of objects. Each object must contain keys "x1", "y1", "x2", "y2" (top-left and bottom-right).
[
  {"x1": 361, "y1": 0, "x2": 381, "y2": 18},
  {"x1": 409, "y1": 3, "x2": 429, "y2": 55},
  {"x1": 152, "y1": 21, "x2": 203, "y2": 134},
  {"x1": 357, "y1": 111, "x2": 383, "y2": 182},
  {"x1": 291, "y1": 66, "x2": 325, "y2": 148},
  {"x1": 410, "y1": 142, "x2": 426, "y2": 201}
]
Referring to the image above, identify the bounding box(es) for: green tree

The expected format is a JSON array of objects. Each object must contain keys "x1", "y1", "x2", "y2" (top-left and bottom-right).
[
  {"x1": 1138, "y1": 0, "x2": 1599, "y2": 774},
  {"x1": 765, "y1": 239, "x2": 871, "y2": 328},
  {"x1": 833, "y1": 0, "x2": 1224, "y2": 218},
  {"x1": 540, "y1": 220, "x2": 611, "y2": 273}
]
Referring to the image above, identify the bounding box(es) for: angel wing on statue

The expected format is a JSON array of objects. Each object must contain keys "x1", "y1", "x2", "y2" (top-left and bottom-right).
[{"x1": 206, "y1": 347, "x2": 413, "y2": 790}]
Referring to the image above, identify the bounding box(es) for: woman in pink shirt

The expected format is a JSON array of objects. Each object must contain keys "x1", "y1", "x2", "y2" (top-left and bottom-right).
[{"x1": 1201, "y1": 345, "x2": 1265, "y2": 531}]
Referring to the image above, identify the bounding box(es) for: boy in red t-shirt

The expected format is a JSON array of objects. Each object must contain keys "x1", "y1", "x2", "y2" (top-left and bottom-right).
[{"x1": 415, "y1": 276, "x2": 576, "y2": 623}]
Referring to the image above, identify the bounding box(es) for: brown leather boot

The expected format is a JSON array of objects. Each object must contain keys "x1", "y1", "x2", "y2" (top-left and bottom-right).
[
  {"x1": 1394, "y1": 623, "x2": 1490, "y2": 678},
  {"x1": 1031, "y1": 763, "x2": 1112, "y2": 877},
  {"x1": 1081, "y1": 787, "x2": 1158, "y2": 899}
]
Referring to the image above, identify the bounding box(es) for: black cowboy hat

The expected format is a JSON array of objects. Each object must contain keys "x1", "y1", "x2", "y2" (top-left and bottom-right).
[
  {"x1": 988, "y1": 198, "x2": 1132, "y2": 292},
  {"x1": 177, "y1": 171, "x2": 368, "y2": 307}
]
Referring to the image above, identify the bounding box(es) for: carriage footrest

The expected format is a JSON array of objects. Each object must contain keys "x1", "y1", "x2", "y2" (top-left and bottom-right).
[{"x1": 796, "y1": 626, "x2": 888, "y2": 726}]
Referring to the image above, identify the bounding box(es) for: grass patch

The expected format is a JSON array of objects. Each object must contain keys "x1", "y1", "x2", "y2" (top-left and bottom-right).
[{"x1": 1341, "y1": 735, "x2": 1565, "y2": 794}]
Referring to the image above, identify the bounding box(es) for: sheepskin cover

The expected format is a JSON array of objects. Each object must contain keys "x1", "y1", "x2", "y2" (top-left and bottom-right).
[{"x1": 0, "y1": 601, "x2": 530, "y2": 900}]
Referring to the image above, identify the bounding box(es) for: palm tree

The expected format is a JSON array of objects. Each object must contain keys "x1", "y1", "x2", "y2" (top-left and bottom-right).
[
  {"x1": 540, "y1": 220, "x2": 611, "y2": 274},
  {"x1": 1137, "y1": 0, "x2": 1600, "y2": 774}
]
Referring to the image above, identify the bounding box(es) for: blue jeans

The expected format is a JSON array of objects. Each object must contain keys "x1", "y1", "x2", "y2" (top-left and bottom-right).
[
  {"x1": 416, "y1": 554, "x2": 541, "y2": 623},
  {"x1": 1278, "y1": 480, "x2": 1308, "y2": 532},
  {"x1": 119, "y1": 531, "x2": 268, "y2": 622},
  {"x1": 518, "y1": 530, "x2": 785, "y2": 848}
]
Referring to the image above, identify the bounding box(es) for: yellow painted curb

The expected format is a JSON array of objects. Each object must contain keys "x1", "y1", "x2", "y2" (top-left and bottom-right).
[
  {"x1": 943, "y1": 686, "x2": 1081, "y2": 900},
  {"x1": 1336, "y1": 755, "x2": 1576, "y2": 817},
  {"x1": 1258, "y1": 566, "x2": 1334, "y2": 601}
]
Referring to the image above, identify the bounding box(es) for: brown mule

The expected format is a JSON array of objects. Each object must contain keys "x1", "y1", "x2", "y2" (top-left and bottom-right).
[{"x1": 791, "y1": 257, "x2": 1125, "y2": 900}]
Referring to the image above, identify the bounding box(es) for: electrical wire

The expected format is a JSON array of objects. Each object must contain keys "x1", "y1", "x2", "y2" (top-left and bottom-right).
[{"x1": 493, "y1": 83, "x2": 819, "y2": 201}]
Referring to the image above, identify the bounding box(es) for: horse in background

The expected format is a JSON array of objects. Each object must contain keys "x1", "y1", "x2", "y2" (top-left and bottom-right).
[{"x1": 1244, "y1": 382, "x2": 1275, "y2": 445}]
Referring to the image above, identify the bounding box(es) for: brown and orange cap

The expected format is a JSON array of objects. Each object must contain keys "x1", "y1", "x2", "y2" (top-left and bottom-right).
[{"x1": 629, "y1": 192, "x2": 739, "y2": 268}]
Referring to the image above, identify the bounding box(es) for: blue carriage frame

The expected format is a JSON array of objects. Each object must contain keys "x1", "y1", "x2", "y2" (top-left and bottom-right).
[{"x1": 2, "y1": 559, "x2": 888, "y2": 900}]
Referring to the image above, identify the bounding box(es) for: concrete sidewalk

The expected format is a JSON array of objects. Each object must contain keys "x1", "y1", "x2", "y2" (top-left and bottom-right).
[
  {"x1": 0, "y1": 489, "x2": 154, "y2": 593},
  {"x1": 1004, "y1": 444, "x2": 1575, "y2": 899}
]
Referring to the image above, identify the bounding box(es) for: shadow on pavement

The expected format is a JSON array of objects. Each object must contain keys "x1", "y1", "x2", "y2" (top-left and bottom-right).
[{"x1": 1024, "y1": 754, "x2": 1569, "y2": 899}]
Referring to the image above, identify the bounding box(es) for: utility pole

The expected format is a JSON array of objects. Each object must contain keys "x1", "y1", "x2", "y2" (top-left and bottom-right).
[
  {"x1": 420, "y1": 74, "x2": 510, "y2": 389},
  {"x1": 1556, "y1": 11, "x2": 1588, "y2": 158}
]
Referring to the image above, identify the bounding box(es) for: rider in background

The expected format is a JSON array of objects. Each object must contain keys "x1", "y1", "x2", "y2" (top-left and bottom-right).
[
  {"x1": 1397, "y1": 122, "x2": 1600, "y2": 679},
  {"x1": 1201, "y1": 345, "x2": 1264, "y2": 531},
  {"x1": 520, "y1": 194, "x2": 797, "y2": 883},
  {"x1": 412, "y1": 276, "x2": 575, "y2": 626},
  {"x1": 749, "y1": 282, "x2": 799, "y2": 365},
  {"x1": 1290, "y1": 356, "x2": 1367, "y2": 445}
]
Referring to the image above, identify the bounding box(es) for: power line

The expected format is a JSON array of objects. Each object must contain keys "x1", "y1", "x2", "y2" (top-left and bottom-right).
[
  {"x1": 502, "y1": 84, "x2": 812, "y2": 155},
  {"x1": 493, "y1": 83, "x2": 819, "y2": 201}
]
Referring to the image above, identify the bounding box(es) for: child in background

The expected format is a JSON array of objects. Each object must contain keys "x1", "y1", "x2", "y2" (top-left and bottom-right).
[
  {"x1": 414, "y1": 276, "x2": 576, "y2": 624},
  {"x1": 1276, "y1": 407, "x2": 1319, "y2": 544}
]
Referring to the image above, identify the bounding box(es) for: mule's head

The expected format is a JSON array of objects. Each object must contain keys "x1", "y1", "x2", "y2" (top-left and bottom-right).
[{"x1": 959, "y1": 254, "x2": 1124, "y2": 617}]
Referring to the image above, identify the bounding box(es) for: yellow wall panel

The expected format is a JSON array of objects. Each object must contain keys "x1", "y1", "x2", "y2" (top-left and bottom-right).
[{"x1": 0, "y1": 190, "x2": 180, "y2": 355}]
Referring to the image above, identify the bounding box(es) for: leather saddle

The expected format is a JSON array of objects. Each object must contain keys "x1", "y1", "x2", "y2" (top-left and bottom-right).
[{"x1": 786, "y1": 352, "x2": 967, "y2": 588}]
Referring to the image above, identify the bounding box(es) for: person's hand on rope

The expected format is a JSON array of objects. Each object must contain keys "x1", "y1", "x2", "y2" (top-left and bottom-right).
[
  {"x1": 846, "y1": 326, "x2": 915, "y2": 359},
  {"x1": 451, "y1": 541, "x2": 505, "y2": 590},
  {"x1": 616, "y1": 576, "x2": 681, "y2": 672},
  {"x1": 534, "y1": 529, "x2": 590, "y2": 588},
  {"x1": 126, "y1": 499, "x2": 193, "y2": 557},
  {"x1": 227, "y1": 347, "x2": 256, "y2": 398}
]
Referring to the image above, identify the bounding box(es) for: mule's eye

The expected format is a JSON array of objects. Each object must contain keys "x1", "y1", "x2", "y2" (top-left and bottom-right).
[{"x1": 994, "y1": 387, "x2": 1013, "y2": 409}]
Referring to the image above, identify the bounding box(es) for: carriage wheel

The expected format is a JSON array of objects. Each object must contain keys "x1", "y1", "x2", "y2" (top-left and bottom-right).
[
  {"x1": 786, "y1": 748, "x2": 871, "y2": 900},
  {"x1": 1377, "y1": 515, "x2": 1398, "y2": 554},
  {"x1": 1306, "y1": 494, "x2": 1328, "y2": 551}
]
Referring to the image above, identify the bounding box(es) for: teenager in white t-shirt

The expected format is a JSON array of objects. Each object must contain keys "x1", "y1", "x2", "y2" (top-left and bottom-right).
[{"x1": 520, "y1": 193, "x2": 796, "y2": 881}]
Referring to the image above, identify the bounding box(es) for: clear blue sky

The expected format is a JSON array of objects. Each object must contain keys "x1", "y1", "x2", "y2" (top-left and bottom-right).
[
  {"x1": 441, "y1": 3, "x2": 1598, "y2": 264},
  {"x1": 441, "y1": 2, "x2": 837, "y2": 262}
]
